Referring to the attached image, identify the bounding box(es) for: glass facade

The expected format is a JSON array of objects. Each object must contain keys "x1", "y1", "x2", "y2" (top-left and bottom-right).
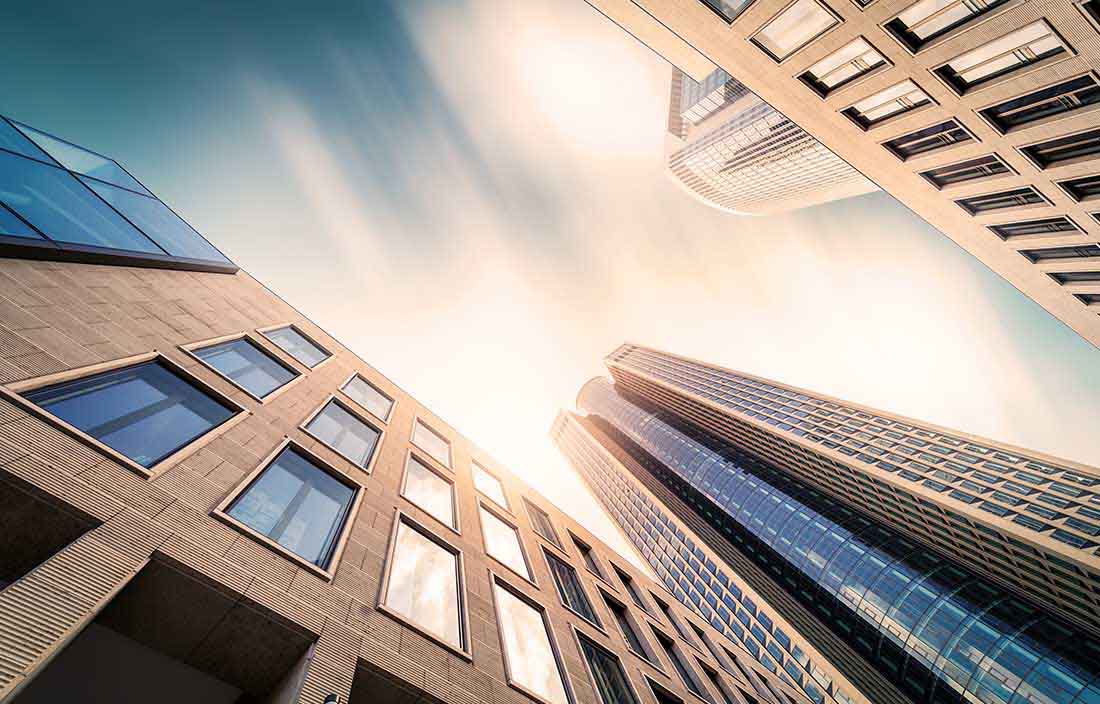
[{"x1": 572, "y1": 380, "x2": 1100, "y2": 704}]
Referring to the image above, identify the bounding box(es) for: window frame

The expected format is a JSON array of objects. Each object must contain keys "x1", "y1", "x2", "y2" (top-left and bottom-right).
[
  {"x1": 526, "y1": 498, "x2": 564, "y2": 548},
  {"x1": 918, "y1": 153, "x2": 1015, "y2": 191},
  {"x1": 649, "y1": 624, "x2": 712, "y2": 703},
  {"x1": 298, "y1": 395, "x2": 385, "y2": 473},
  {"x1": 256, "y1": 323, "x2": 333, "y2": 370},
  {"x1": 399, "y1": 448, "x2": 460, "y2": 534},
  {"x1": 748, "y1": 0, "x2": 842, "y2": 63},
  {"x1": 839, "y1": 79, "x2": 936, "y2": 131},
  {"x1": 612, "y1": 563, "x2": 652, "y2": 614},
  {"x1": 338, "y1": 371, "x2": 395, "y2": 424},
  {"x1": 1018, "y1": 126, "x2": 1100, "y2": 171},
  {"x1": 646, "y1": 675, "x2": 687, "y2": 704},
  {"x1": 479, "y1": 499, "x2": 537, "y2": 585},
  {"x1": 879, "y1": 0, "x2": 1024, "y2": 55},
  {"x1": 213, "y1": 437, "x2": 363, "y2": 580},
  {"x1": 377, "y1": 509, "x2": 472, "y2": 659},
  {"x1": 597, "y1": 585, "x2": 665, "y2": 672},
  {"x1": 472, "y1": 460, "x2": 510, "y2": 510},
  {"x1": 411, "y1": 415, "x2": 453, "y2": 469},
  {"x1": 797, "y1": 36, "x2": 891, "y2": 99},
  {"x1": 570, "y1": 531, "x2": 611, "y2": 584},
  {"x1": 976, "y1": 71, "x2": 1100, "y2": 136},
  {"x1": 929, "y1": 20, "x2": 1073, "y2": 96},
  {"x1": 955, "y1": 186, "x2": 1052, "y2": 216},
  {"x1": 490, "y1": 572, "x2": 576, "y2": 704},
  {"x1": 542, "y1": 546, "x2": 604, "y2": 630},
  {"x1": 180, "y1": 332, "x2": 302, "y2": 403},
  {"x1": 572, "y1": 626, "x2": 645, "y2": 704},
  {"x1": 880, "y1": 118, "x2": 978, "y2": 163},
  {"x1": 1057, "y1": 174, "x2": 1100, "y2": 204},
  {"x1": 4, "y1": 350, "x2": 248, "y2": 479}
]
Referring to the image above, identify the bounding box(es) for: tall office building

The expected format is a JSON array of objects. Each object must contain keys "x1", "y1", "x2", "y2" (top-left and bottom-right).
[
  {"x1": 553, "y1": 344, "x2": 1100, "y2": 704},
  {"x1": 584, "y1": 0, "x2": 1100, "y2": 349},
  {"x1": 0, "y1": 118, "x2": 809, "y2": 704},
  {"x1": 665, "y1": 68, "x2": 876, "y2": 214}
]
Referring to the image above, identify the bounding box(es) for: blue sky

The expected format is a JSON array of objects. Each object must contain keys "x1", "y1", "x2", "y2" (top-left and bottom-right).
[{"x1": 5, "y1": 0, "x2": 1099, "y2": 557}]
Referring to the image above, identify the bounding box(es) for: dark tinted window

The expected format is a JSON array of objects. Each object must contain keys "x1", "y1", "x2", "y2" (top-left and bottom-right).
[
  {"x1": 262, "y1": 326, "x2": 330, "y2": 368},
  {"x1": 580, "y1": 634, "x2": 640, "y2": 704},
  {"x1": 921, "y1": 154, "x2": 1010, "y2": 188},
  {"x1": 883, "y1": 120, "x2": 973, "y2": 160},
  {"x1": 980, "y1": 76, "x2": 1100, "y2": 133},
  {"x1": 1023, "y1": 129, "x2": 1100, "y2": 169},
  {"x1": 956, "y1": 187, "x2": 1047, "y2": 214},
  {"x1": 527, "y1": 499, "x2": 562, "y2": 547},
  {"x1": 1060, "y1": 175, "x2": 1100, "y2": 203},
  {"x1": 989, "y1": 217, "x2": 1081, "y2": 240},
  {"x1": 1020, "y1": 244, "x2": 1100, "y2": 263},
  {"x1": 546, "y1": 551, "x2": 600, "y2": 625},
  {"x1": 304, "y1": 400, "x2": 381, "y2": 468}
]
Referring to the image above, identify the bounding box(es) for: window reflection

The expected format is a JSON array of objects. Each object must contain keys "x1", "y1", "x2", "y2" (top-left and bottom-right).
[
  {"x1": 494, "y1": 580, "x2": 570, "y2": 704},
  {"x1": 474, "y1": 463, "x2": 509, "y2": 507},
  {"x1": 341, "y1": 374, "x2": 394, "y2": 421},
  {"x1": 305, "y1": 400, "x2": 380, "y2": 468},
  {"x1": 481, "y1": 506, "x2": 530, "y2": 579},
  {"x1": 413, "y1": 420, "x2": 452, "y2": 468},
  {"x1": 403, "y1": 456, "x2": 455, "y2": 528},
  {"x1": 383, "y1": 519, "x2": 462, "y2": 648},
  {"x1": 194, "y1": 337, "x2": 297, "y2": 399},
  {"x1": 263, "y1": 326, "x2": 330, "y2": 368}
]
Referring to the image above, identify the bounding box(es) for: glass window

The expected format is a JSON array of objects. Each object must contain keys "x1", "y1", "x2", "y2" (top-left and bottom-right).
[
  {"x1": 920, "y1": 155, "x2": 1011, "y2": 189},
  {"x1": 613, "y1": 566, "x2": 648, "y2": 611},
  {"x1": 402, "y1": 455, "x2": 456, "y2": 529},
  {"x1": 801, "y1": 38, "x2": 886, "y2": 97},
  {"x1": 991, "y1": 217, "x2": 1081, "y2": 241},
  {"x1": 341, "y1": 374, "x2": 393, "y2": 421},
  {"x1": 193, "y1": 337, "x2": 297, "y2": 399},
  {"x1": 494, "y1": 579, "x2": 571, "y2": 704},
  {"x1": 225, "y1": 446, "x2": 356, "y2": 568},
  {"x1": 883, "y1": 119, "x2": 974, "y2": 161},
  {"x1": 0, "y1": 117, "x2": 52, "y2": 161},
  {"x1": 980, "y1": 75, "x2": 1100, "y2": 133},
  {"x1": 1060, "y1": 175, "x2": 1100, "y2": 203},
  {"x1": 573, "y1": 535, "x2": 604, "y2": 577},
  {"x1": 413, "y1": 419, "x2": 452, "y2": 468},
  {"x1": 262, "y1": 326, "x2": 330, "y2": 368},
  {"x1": 0, "y1": 203, "x2": 39, "y2": 240},
  {"x1": 481, "y1": 505, "x2": 531, "y2": 580},
  {"x1": 956, "y1": 187, "x2": 1048, "y2": 215},
  {"x1": 653, "y1": 628, "x2": 707, "y2": 698},
  {"x1": 751, "y1": 0, "x2": 838, "y2": 62},
  {"x1": 382, "y1": 517, "x2": 464, "y2": 649},
  {"x1": 843, "y1": 80, "x2": 932, "y2": 129},
  {"x1": 527, "y1": 500, "x2": 562, "y2": 547},
  {"x1": 935, "y1": 21, "x2": 1067, "y2": 94},
  {"x1": 605, "y1": 595, "x2": 650, "y2": 658},
  {"x1": 25, "y1": 359, "x2": 236, "y2": 468},
  {"x1": 885, "y1": 0, "x2": 1011, "y2": 51},
  {"x1": 579, "y1": 632, "x2": 640, "y2": 704},
  {"x1": 545, "y1": 550, "x2": 600, "y2": 625},
  {"x1": 474, "y1": 462, "x2": 508, "y2": 507},
  {"x1": 13, "y1": 121, "x2": 151, "y2": 195},
  {"x1": 1023, "y1": 128, "x2": 1100, "y2": 170},
  {"x1": 649, "y1": 679, "x2": 685, "y2": 704},
  {"x1": 304, "y1": 400, "x2": 381, "y2": 469}
]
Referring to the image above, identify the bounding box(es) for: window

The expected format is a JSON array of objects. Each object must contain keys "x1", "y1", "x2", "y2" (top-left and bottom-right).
[
  {"x1": 1022, "y1": 128, "x2": 1100, "y2": 169},
  {"x1": 800, "y1": 38, "x2": 886, "y2": 97},
  {"x1": 604, "y1": 594, "x2": 651, "y2": 660},
  {"x1": 382, "y1": 516, "x2": 465, "y2": 651},
  {"x1": 340, "y1": 374, "x2": 393, "y2": 421},
  {"x1": 934, "y1": 21, "x2": 1069, "y2": 94},
  {"x1": 750, "y1": 0, "x2": 839, "y2": 62},
  {"x1": 526, "y1": 500, "x2": 562, "y2": 547},
  {"x1": 652, "y1": 628, "x2": 709, "y2": 700},
  {"x1": 224, "y1": 445, "x2": 356, "y2": 569},
  {"x1": 920, "y1": 154, "x2": 1011, "y2": 189},
  {"x1": 192, "y1": 337, "x2": 298, "y2": 399},
  {"x1": 413, "y1": 419, "x2": 451, "y2": 468},
  {"x1": 699, "y1": 663, "x2": 737, "y2": 704},
  {"x1": 689, "y1": 622, "x2": 728, "y2": 667},
  {"x1": 1020, "y1": 244, "x2": 1100, "y2": 263},
  {"x1": 261, "y1": 326, "x2": 330, "y2": 368},
  {"x1": 956, "y1": 187, "x2": 1048, "y2": 215},
  {"x1": 401, "y1": 454, "x2": 456, "y2": 529},
  {"x1": 654, "y1": 595, "x2": 695, "y2": 643},
  {"x1": 990, "y1": 217, "x2": 1083, "y2": 240},
  {"x1": 480, "y1": 505, "x2": 531, "y2": 580},
  {"x1": 883, "y1": 119, "x2": 974, "y2": 161},
  {"x1": 1076, "y1": 293, "x2": 1100, "y2": 305},
  {"x1": 545, "y1": 550, "x2": 600, "y2": 625},
  {"x1": 842, "y1": 80, "x2": 932, "y2": 130},
  {"x1": 884, "y1": 0, "x2": 1013, "y2": 52},
  {"x1": 1081, "y1": 0, "x2": 1100, "y2": 30},
  {"x1": 1050, "y1": 271, "x2": 1100, "y2": 285},
  {"x1": 303, "y1": 399, "x2": 381, "y2": 469},
  {"x1": 24, "y1": 358, "x2": 237, "y2": 469},
  {"x1": 613, "y1": 565, "x2": 648, "y2": 611},
  {"x1": 1059, "y1": 174, "x2": 1100, "y2": 203},
  {"x1": 579, "y1": 633, "x2": 640, "y2": 704},
  {"x1": 979, "y1": 75, "x2": 1100, "y2": 133},
  {"x1": 473, "y1": 462, "x2": 508, "y2": 507},
  {"x1": 573, "y1": 535, "x2": 604, "y2": 577},
  {"x1": 493, "y1": 578, "x2": 571, "y2": 704},
  {"x1": 696, "y1": 0, "x2": 756, "y2": 22},
  {"x1": 649, "y1": 680, "x2": 684, "y2": 704}
]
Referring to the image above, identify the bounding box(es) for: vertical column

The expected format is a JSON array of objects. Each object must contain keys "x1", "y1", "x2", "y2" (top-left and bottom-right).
[{"x1": 284, "y1": 621, "x2": 361, "y2": 704}]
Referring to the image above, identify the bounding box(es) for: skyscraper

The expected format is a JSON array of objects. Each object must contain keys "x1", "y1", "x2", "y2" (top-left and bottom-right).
[
  {"x1": 582, "y1": 0, "x2": 1100, "y2": 350},
  {"x1": 554, "y1": 344, "x2": 1100, "y2": 704},
  {"x1": 0, "y1": 118, "x2": 804, "y2": 704}
]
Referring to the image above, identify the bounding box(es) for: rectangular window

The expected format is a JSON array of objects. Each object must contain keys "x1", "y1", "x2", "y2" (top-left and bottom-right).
[
  {"x1": 526, "y1": 499, "x2": 562, "y2": 547},
  {"x1": 1059, "y1": 174, "x2": 1100, "y2": 203},
  {"x1": 545, "y1": 550, "x2": 600, "y2": 626},
  {"x1": 649, "y1": 680, "x2": 685, "y2": 704},
  {"x1": 652, "y1": 628, "x2": 708, "y2": 699},
  {"x1": 884, "y1": 0, "x2": 1012, "y2": 52},
  {"x1": 261, "y1": 325, "x2": 330, "y2": 368},
  {"x1": 654, "y1": 595, "x2": 695, "y2": 643},
  {"x1": 24, "y1": 358, "x2": 237, "y2": 469},
  {"x1": 842, "y1": 80, "x2": 932, "y2": 130},
  {"x1": 579, "y1": 633, "x2": 640, "y2": 704},
  {"x1": 750, "y1": 0, "x2": 839, "y2": 62},
  {"x1": 989, "y1": 216, "x2": 1082, "y2": 240},
  {"x1": 192, "y1": 337, "x2": 298, "y2": 400},
  {"x1": 800, "y1": 38, "x2": 886, "y2": 97},
  {"x1": 613, "y1": 565, "x2": 648, "y2": 612},
  {"x1": 979, "y1": 75, "x2": 1100, "y2": 134},
  {"x1": 699, "y1": 663, "x2": 737, "y2": 704},
  {"x1": 883, "y1": 119, "x2": 974, "y2": 161},
  {"x1": 1050, "y1": 270, "x2": 1100, "y2": 285},
  {"x1": 382, "y1": 515, "x2": 465, "y2": 651},
  {"x1": 1081, "y1": 0, "x2": 1100, "y2": 29},
  {"x1": 401, "y1": 454, "x2": 456, "y2": 529},
  {"x1": 473, "y1": 462, "x2": 509, "y2": 508},
  {"x1": 1075, "y1": 293, "x2": 1100, "y2": 305},
  {"x1": 224, "y1": 444, "x2": 356, "y2": 569},
  {"x1": 340, "y1": 374, "x2": 393, "y2": 421},
  {"x1": 303, "y1": 398, "x2": 381, "y2": 469},
  {"x1": 573, "y1": 535, "x2": 604, "y2": 577},
  {"x1": 934, "y1": 21, "x2": 1068, "y2": 94},
  {"x1": 493, "y1": 578, "x2": 572, "y2": 704},
  {"x1": 956, "y1": 187, "x2": 1048, "y2": 215},
  {"x1": 696, "y1": 0, "x2": 756, "y2": 22},
  {"x1": 604, "y1": 594, "x2": 651, "y2": 660},
  {"x1": 1022, "y1": 128, "x2": 1100, "y2": 169},
  {"x1": 920, "y1": 154, "x2": 1011, "y2": 189},
  {"x1": 412, "y1": 419, "x2": 451, "y2": 468},
  {"x1": 1019, "y1": 244, "x2": 1100, "y2": 263},
  {"x1": 480, "y1": 504, "x2": 532, "y2": 580}
]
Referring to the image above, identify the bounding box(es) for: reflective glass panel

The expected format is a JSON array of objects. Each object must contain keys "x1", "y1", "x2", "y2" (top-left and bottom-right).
[
  {"x1": 474, "y1": 462, "x2": 508, "y2": 507},
  {"x1": 413, "y1": 420, "x2": 452, "y2": 468},
  {"x1": 383, "y1": 520, "x2": 462, "y2": 648},
  {"x1": 579, "y1": 633, "x2": 639, "y2": 704},
  {"x1": 494, "y1": 581, "x2": 570, "y2": 704},
  {"x1": 14, "y1": 122, "x2": 151, "y2": 195},
  {"x1": 305, "y1": 400, "x2": 380, "y2": 468},
  {"x1": 263, "y1": 326, "x2": 330, "y2": 368},
  {"x1": 403, "y1": 456, "x2": 455, "y2": 528},
  {"x1": 481, "y1": 506, "x2": 530, "y2": 579},
  {"x1": 0, "y1": 203, "x2": 40, "y2": 239},
  {"x1": 194, "y1": 337, "x2": 297, "y2": 398},
  {"x1": 546, "y1": 551, "x2": 599, "y2": 624},
  {"x1": 753, "y1": 0, "x2": 837, "y2": 61},
  {"x1": 0, "y1": 118, "x2": 52, "y2": 161},
  {"x1": 341, "y1": 374, "x2": 393, "y2": 420}
]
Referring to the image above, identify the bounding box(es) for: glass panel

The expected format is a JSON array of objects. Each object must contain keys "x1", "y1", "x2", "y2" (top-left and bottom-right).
[
  {"x1": 474, "y1": 463, "x2": 508, "y2": 507},
  {"x1": 546, "y1": 551, "x2": 599, "y2": 624},
  {"x1": 580, "y1": 634, "x2": 640, "y2": 704},
  {"x1": 382, "y1": 520, "x2": 462, "y2": 648},
  {"x1": 413, "y1": 420, "x2": 452, "y2": 468},
  {"x1": 753, "y1": 0, "x2": 837, "y2": 61},
  {"x1": 481, "y1": 506, "x2": 530, "y2": 579},
  {"x1": 0, "y1": 203, "x2": 41, "y2": 239},
  {"x1": 263, "y1": 326, "x2": 330, "y2": 368},
  {"x1": 941, "y1": 21, "x2": 1064, "y2": 90},
  {"x1": 494, "y1": 581, "x2": 570, "y2": 704},
  {"x1": 226, "y1": 447, "x2": 355, "y2": 567},
  {"x1": 14, "y1": 122, "x2": 151, "y2": 195},
  {"x1": 194, "y1": 338, "x2": 297, "y2": 398},
  {"x1": 0, "y1": 150, "x2": 161, "y2": 254},
  {"x1": 803, "y1": 38, "x2": 886, "y2": 94},
  {"x1": 305, "y1": 401, "x2": 380, "y2": 468},
  {"x1": 0, "y1": 118, "x2": 52, "y2": 161},
  {"x1": 403, "y1": 456, "x2": 455, "y2": 528},
  {"x1": 528, "y1": 501, "x2": 561, "y2": 546},
  {"x1": 81, "y1": 177, "x2": 228, "y2": 262},
  {"x1": 341, "y1": 374, "x2": 393, "y2": 420},
  {"x1": 608, "y1": 598, "x2": 649, "y2": 656},
  {"x1": 26, "y1": 360, "x2": 235, "y2": 467}
]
